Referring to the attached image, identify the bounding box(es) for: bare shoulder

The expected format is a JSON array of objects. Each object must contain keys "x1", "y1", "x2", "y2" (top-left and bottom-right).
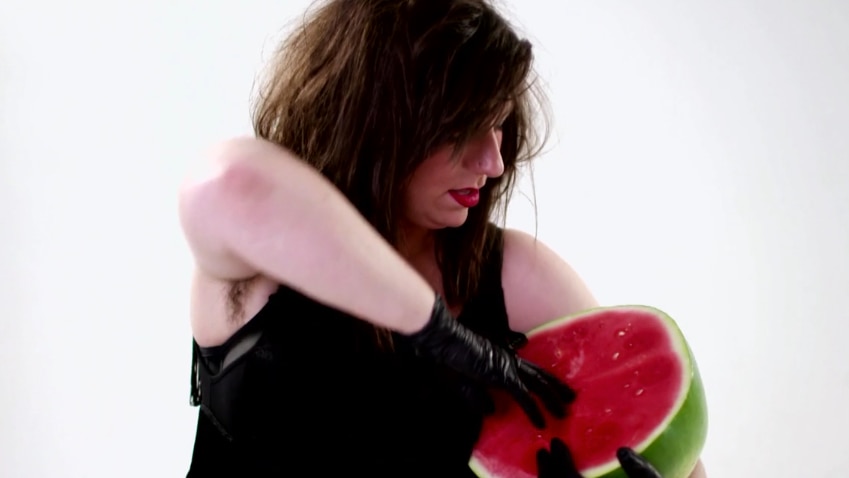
[{"x1": 501, "y1": 228, "x2": 599, "y2": 333}]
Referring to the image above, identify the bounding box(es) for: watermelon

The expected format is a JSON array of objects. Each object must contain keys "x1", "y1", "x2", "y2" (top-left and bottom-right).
[{"x1": 469, "y1": 305, "x2": 708, "y2": 478}]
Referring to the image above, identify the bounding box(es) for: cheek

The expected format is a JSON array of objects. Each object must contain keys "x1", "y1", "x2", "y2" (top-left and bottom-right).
[
  {"x1": 408, "y1": 165, "x2": 444, "y2": 198},
  {"x1": 404, "y1": 177, "x2": 433, "y2": 212},
  {"x1": 405, "y1": 148, "x2": 457, "y2": 206}
]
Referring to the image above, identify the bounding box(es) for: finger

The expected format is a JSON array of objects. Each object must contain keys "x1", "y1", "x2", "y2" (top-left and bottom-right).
[
  {"x1": 617, "y1": 448, "x2": 663, "y2": 478},
  {"x1": 522, "y1": 360, "x2": 576, "y2": 403},
  {"x1": 521, "y1": 367, "x2": 565, "y2": 419},
  {"x1": 549, "y1": 438, "x2": 583, "y2": 478},
  {"x1": 534, "y1": 363, "x2": 577, "y2": 403},
  {"x1": 520, "y1": 361, "x2": 576, "y2": 417},
  {"x1": 536, "y1": 448, "x2": 552, "y2": 477},
  {"x1": 507, "y1": 384, "x2": 547, "y2": 429}
]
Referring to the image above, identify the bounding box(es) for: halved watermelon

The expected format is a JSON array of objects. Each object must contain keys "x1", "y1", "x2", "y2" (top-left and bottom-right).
[{"x1": 469, "y1": 305, "x2": 708, "y2": 478}]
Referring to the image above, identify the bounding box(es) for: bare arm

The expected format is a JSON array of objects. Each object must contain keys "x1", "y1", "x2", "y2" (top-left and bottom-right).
[
  {"x1": 501, "y1": 228, "x2": 708, "y2": 477},
  {"x1": 501, "y1": 228, "x2": 599, "y2": 333},
  {"x1": 178, "y1": 136, "x2": 435, "y2": 334}
]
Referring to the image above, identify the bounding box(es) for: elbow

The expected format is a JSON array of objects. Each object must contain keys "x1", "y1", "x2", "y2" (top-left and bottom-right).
[
  {"x1": 205, "y1": 136, "x2": 269, "y2": 189},
  {"x1": 177, "y1": 138, "x2": 267, "y2": 250},
  {"x1": 177, "y1": 137, "x2": 280, "y2": 279},
  {"x1": 185, "y1": 137, "x2": 283, "y2": 213},
  {"x1": 178, "y1": 135, "x2": 313, "y2": 263},
  {"x1": 180, "y1": 135, "x2": 310, "y2": 247},
  {"x1": 206, "y1": 136, "x2": 305, "y2": 206}
]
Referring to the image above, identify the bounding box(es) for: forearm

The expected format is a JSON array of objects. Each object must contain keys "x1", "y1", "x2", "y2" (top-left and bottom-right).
[{"x1": 212, "y1": 137, "x2": 435, "y2": 334}]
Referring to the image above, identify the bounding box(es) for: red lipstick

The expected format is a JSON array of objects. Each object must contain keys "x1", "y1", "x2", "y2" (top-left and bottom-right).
[{"x1": 449, "y1": 188, "x2": 480, "y2": 208}]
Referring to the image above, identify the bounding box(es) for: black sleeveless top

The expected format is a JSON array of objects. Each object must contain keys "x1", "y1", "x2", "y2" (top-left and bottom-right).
[{"x1": 186, "y1": 226, "x2": 521, "y2": 477}]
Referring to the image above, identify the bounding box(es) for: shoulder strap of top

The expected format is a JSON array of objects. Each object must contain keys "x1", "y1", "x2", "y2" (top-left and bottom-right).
[{"x1": 459, "y1": 224, "x2": 526, "y2": 350}]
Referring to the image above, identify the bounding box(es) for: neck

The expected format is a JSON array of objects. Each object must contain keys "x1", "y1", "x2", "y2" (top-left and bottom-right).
[
  {"x1": 397, "y1": 224, "x2": 436, "y2": 262},
  {"x1": 397, "y1": 223, "x2": 461, "y2": 312}
]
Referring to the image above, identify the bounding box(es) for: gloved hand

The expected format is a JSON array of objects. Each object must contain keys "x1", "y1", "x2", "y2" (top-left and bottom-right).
[
  {"x1": 403, "y1": 294, "x2": 575, "y2": 429},
  {"x1": 536, "y1": 438, "x2": 663, "y2": 478}
]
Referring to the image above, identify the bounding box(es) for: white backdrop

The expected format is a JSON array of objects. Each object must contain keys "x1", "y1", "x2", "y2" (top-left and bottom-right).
[{"x1": 2, "y1": 0, "x2": 847, "y2": 476}]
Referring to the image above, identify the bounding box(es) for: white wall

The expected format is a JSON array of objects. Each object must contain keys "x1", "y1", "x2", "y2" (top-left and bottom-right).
[{"x1": 1, "y1": 0, "x2": 846, "y2": 476}]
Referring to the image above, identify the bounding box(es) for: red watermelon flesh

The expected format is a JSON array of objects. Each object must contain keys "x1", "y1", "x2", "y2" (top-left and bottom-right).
[{"x1": 470, "y1": 306, "x2": 706, "y2": 478}]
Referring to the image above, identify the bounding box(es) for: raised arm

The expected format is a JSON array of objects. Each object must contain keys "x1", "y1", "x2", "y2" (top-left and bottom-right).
[
  {"x1": 177, "y1": 136, "x2": 435, "y2": 334},
  {"x1": 178, "y1": 136, "x2": 578, "y2": 428}
]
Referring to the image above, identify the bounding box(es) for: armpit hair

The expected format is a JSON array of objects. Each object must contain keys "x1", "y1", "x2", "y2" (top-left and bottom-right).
[{"x1": 226, "y1": 276, "x2": 259, "y2": 324}]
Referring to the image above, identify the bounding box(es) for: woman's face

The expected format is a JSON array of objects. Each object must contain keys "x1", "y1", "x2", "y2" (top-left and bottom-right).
[{"x1": 403, "y1": 126, "x2": 505, "y2": 231}]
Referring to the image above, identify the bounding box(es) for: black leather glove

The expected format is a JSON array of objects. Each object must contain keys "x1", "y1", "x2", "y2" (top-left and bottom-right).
[
  {"x1": 404, "y1": 295, "x2": 575, "y2": 429},
  {"x1": 536, "y1": 438, "x2": 663, "y2": 478}
]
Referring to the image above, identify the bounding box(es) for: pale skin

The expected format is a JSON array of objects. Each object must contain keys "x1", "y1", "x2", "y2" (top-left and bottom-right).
[{"x1": 178, "y1": 125, "x2": 706, "y2": 478}]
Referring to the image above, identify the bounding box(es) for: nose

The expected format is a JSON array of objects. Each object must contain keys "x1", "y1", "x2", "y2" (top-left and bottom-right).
[{"x1": 463, "y1": 127, "x2": 504, "y2": 178}]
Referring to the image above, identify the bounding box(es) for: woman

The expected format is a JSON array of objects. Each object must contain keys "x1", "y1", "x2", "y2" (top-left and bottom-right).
[{"x1": 178, "y1": 0, "x2": 707, "y2": 476}]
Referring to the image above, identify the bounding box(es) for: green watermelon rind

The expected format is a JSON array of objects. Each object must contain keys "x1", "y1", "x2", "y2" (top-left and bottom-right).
[{"x1": 469, "y1": 305, "x2": 709, "y2": 478}]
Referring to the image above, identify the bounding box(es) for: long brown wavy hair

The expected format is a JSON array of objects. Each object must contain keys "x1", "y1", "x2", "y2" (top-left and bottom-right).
[{"x1": 250, "y1": 0, "x2": 550, "y2": 341}]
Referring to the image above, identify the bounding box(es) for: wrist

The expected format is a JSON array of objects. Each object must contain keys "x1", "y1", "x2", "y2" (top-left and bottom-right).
[{"x1": 404, "y1": 293, "x2": 450, "y2": 339}]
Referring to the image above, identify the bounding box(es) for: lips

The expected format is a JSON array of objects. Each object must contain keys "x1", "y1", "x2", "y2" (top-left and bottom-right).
[{"x1": 449, "y1": 188, "x2": 480, "y2": 208}]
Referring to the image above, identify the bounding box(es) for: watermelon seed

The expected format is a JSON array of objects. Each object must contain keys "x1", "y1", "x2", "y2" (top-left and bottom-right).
[
  {"x1": 624, "y1": 383, "x2": 631, "y2": 389},
  {"x1": 612, "y1": 352, "x2": 620, "y2": 360},
  {"x1": 617, "y1": 330, "x2": 626, "y2": 337},
  {"x1": 605, "y1": 408, "x2": 612, "y2": 414},
  {"x1": 636, "y1": 388, "x2": 645, "y2": 396}
]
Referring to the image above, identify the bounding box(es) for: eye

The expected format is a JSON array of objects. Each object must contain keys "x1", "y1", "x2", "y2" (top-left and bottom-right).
[{"x1": 493, "y1": 111, "x2": 512, "y2": 131}]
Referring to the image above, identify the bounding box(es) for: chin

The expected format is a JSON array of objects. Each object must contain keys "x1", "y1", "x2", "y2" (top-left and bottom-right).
[
  {"x1": 438, "y1": 211, "x2": 470, "y2": 228},
  {"x1": 408, "y1": 208, "x2": 470, "y2": 231}
]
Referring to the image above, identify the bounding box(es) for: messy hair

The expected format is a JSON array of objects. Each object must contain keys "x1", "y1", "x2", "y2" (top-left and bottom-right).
[{"x1": 251, "y1": 0, "x2": 549, "y2": 330}]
